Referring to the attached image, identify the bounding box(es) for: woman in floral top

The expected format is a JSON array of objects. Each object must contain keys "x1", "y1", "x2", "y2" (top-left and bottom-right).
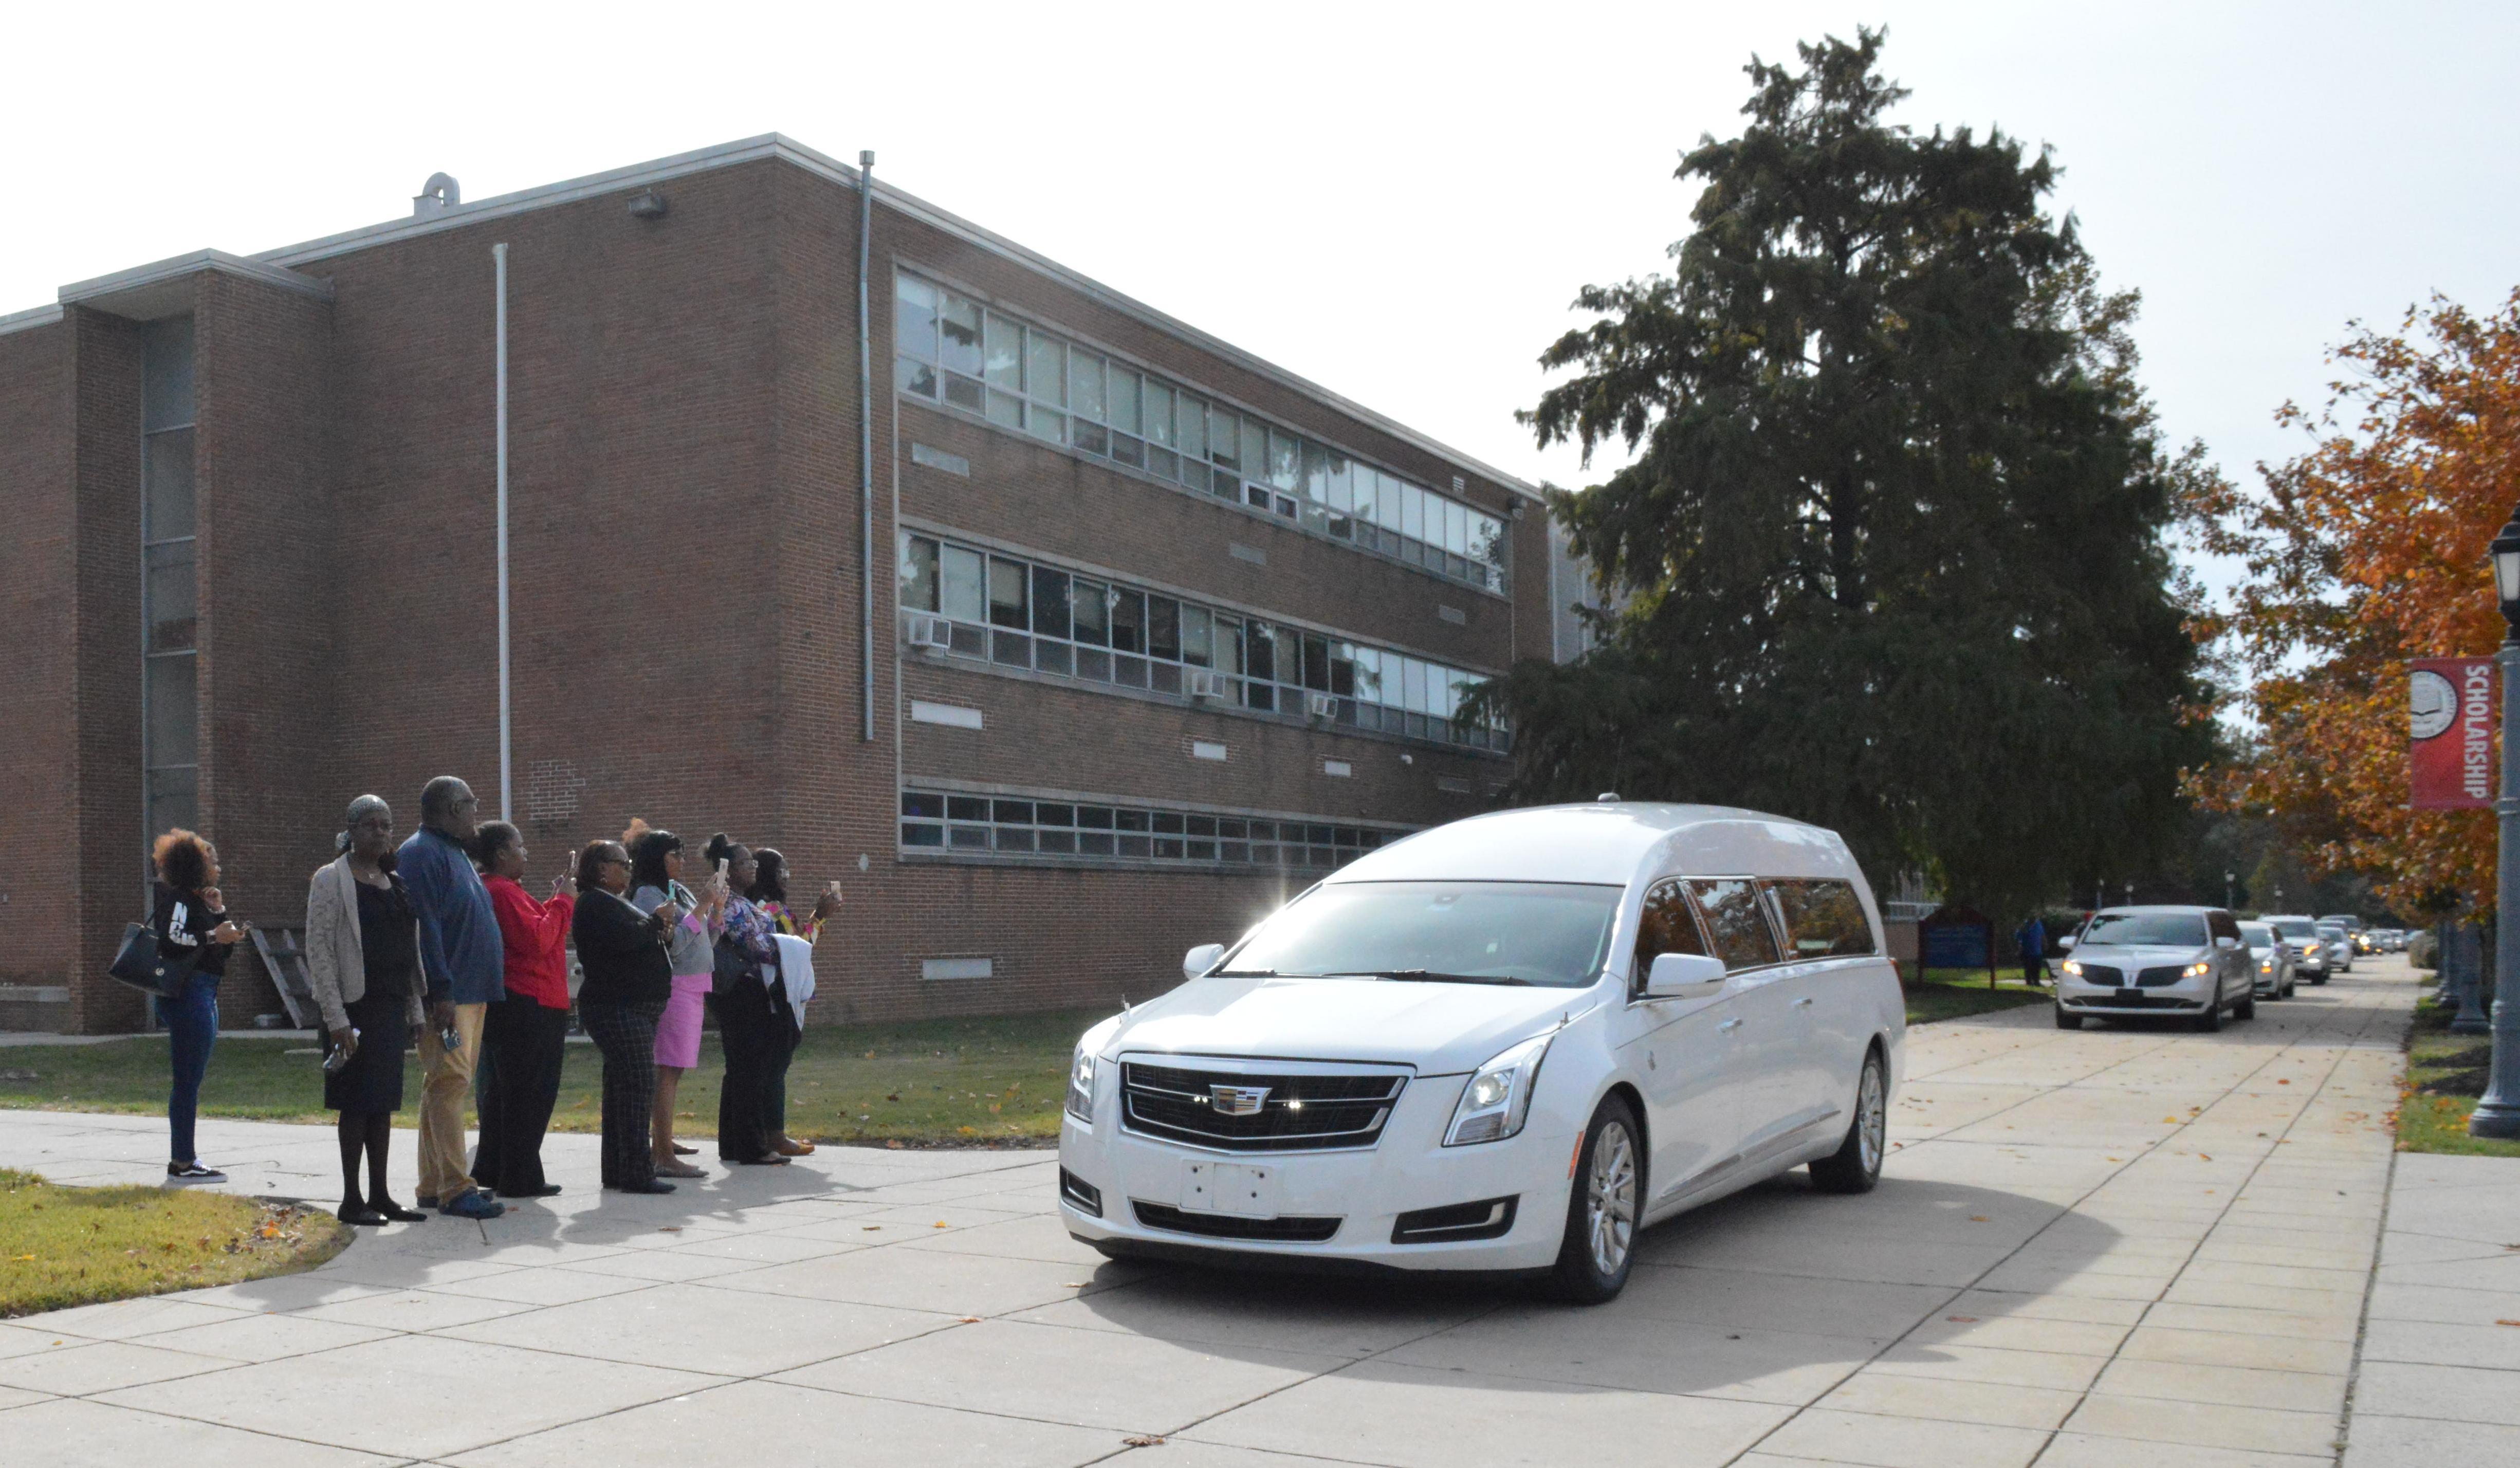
[
  {"x1": 705, "y1": 834, "x2": 793, "y2": 1163},
  {"x1": 750, "y1": 848, "x2": 840, "y2": 1155}
]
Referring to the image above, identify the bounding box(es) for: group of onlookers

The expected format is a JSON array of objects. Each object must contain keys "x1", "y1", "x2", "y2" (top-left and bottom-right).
[{"x1": 141, "y1": 774, "x2": 841, "y2": 1222}]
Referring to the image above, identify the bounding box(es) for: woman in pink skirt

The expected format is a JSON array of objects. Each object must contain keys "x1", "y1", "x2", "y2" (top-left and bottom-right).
[{"x1": 623, "y1": 820, "x2": 723, "y2": 1180}]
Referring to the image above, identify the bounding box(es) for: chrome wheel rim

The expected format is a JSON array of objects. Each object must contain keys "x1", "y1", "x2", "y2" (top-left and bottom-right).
[
  {"x1": 1856, "y1": 1060, "x2": 1886, "y2": 1175},
  {"x1": 1586, "y1": 1121, "x2": 1637, "y2": 1276}
]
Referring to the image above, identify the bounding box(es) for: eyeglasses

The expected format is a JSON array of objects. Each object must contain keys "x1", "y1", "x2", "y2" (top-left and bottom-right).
[{"x1": 599, "y1": 856, "x2": 631, "y2": 868}]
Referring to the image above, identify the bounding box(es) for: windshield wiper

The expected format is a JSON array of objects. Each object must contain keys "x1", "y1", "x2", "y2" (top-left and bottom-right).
[{"x1": 1347, "y1": 969, "x2": 1534, "y2": 986}]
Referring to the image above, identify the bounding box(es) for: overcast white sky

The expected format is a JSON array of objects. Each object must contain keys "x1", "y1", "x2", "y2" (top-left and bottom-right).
[{"x1": 8, "y1": 2, "x2": 2515, "y2": 594}]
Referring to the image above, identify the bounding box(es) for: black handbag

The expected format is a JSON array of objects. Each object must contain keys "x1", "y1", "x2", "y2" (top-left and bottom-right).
[
  {"x1": 107, "y1": 920, "x2": 203, "y2": 1000},
  {"x1": 711, "y1": 932, "x2": 757, "y2": 990}
]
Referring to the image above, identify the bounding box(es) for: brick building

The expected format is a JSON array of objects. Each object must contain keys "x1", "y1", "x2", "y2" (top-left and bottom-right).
[{"x1": 0, "y1": 135, "x2": 1555, "y2": 1035}]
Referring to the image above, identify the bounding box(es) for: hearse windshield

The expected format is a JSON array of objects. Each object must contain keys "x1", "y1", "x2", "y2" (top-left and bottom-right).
[
  {"x1": 1215, "y1": 881, "x2": 1624, "y2": 988},
  {"x1": 2078, "y1": 913, "x2": 2209, "y2": 948}
]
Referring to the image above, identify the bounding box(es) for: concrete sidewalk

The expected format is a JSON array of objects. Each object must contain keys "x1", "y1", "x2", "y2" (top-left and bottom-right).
[
  {"x1": 0, "y1": 967, "x2": 2417, "y2": 1466},
  {"x1": 2342, "y1": 1150, "x2": 2520, "y2": 1465}
]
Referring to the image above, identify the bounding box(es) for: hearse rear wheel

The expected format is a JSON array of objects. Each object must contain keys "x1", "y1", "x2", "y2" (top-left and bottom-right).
[
  {"x1": 1810, "y1": 1048, "x2": 1887, "y2": 1195},
  {"x1": 1549, "y1": 1095, "x2": 1642, "y2": 1305}
]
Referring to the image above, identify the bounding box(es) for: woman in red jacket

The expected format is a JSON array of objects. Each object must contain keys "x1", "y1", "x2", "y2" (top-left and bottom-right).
[{"x1": 470, "y1": 820, "x2": 575, "y2": 1198}]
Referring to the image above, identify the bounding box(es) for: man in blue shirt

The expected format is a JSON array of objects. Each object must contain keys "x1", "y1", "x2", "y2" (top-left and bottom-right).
[
  {"x1": 2015, "y1": 914, "x2": 2048, "y2": 988},
  {"x1": 400, "y1": 776, "x2": 506, "y2": 1220}
]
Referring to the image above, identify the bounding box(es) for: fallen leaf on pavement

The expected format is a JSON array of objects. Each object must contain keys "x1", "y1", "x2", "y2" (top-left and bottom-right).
[
  {"x1": 959, "y1": 1316, "x2": 982, "y2": 1324},
  {"x1": 1123, "y1": 1437, "x2": 1165, "y2": 1448},
  {"x1": 1946, "y1": 1315, "x2": 1979, "y2": 1323},
  {"x1": 933, "y1": 1221, "x2": 951, "y2": 1228},
  {"x1": 1969, "y1": 1216, "x2": 1989, "y2": 1222}
]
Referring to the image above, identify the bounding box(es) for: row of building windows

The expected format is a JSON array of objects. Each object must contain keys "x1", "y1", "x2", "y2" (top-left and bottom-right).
[
  {"x1": 893, "y1": 272, "x2": 1509, "y2": 594},
  {"x1": 901, "y1": 790, "x2": 1405, "y2": 870},
  {"x1": 898, "y1": 532, "x2": 1509, "y2": 754}
]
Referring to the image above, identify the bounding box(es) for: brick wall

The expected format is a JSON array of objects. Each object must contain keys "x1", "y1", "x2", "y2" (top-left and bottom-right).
[
  {"x1": 69, "y1": 308, "x2": 150, "y2": 1033},
  {"x1": 0, "y1": 321, "x2": 76, "y2": 1026}
]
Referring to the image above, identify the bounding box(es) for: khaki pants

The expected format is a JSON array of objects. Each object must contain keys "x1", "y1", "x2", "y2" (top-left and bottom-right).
[{"x1": 416, "y1": 1001, "x2": 486, "y2": 1201}]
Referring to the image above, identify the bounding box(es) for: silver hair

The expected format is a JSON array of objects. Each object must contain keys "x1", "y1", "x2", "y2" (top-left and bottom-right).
[{"x1": 336, "y1": 793, "x2": 391, "y2": 854}]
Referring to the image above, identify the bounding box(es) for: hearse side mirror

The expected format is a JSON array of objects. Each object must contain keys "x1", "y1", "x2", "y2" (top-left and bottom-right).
[
  {"x1": 2213, "y1": 935, "x2": 2238, "y2": 950},
  {"x1": 1183, "y1": 943, "x2": 1226, "y2": 980},
  {"x1": 1644, "y1": 951, "x2": 1729, "y2": 998},
  {"x1": 2057, "y1": 935, "x2": 2076, "y2": 950}
]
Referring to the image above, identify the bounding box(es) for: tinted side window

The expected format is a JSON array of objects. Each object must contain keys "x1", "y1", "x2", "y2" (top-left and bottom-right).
[
  {"x1": 1632, "y1": 880, "x2": 1709, "y2": 993},
  {"x1": 1689, "y1": 879, "x2": 1781, "y2": 971},
  {"x1": 1770, "y1": 879, "x2": 1876, "y2": 958},
  {"x1": 2208, "y1": 911, "x2": 2242, "y2": 944}
]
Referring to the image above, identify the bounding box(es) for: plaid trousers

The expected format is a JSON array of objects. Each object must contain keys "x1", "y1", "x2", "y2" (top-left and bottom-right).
[{"x1": 579, "y1": 999, "x2": 664, "y2": 1188}]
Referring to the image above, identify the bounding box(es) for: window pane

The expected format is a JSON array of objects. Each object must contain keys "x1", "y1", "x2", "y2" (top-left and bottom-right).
[
  {"x1": 984, "y1": 313, "x2": 1023, "y2": 390},
  {"x1": 1148, "y1": 596, "x2": 1182, "y2": 661},
  {"x1": 1269, "y1": 430, "x2": 1300, "y2": 490},
  {"x1": 1026, "y1": 332, "x2": 1064, "y2": 407},
  {"x1": 1111, "y1": 589, "x2": 1146, "y2": 653},
  {"x1": 1176, "y1": 398, "x2": 1206, "y2": 461},
  {"x1": 1110, "y1": 433, "x2": 1143, "y2": 468},
  {"x1": 944, "y1": 374, "x2": 983, "y2": 412},
  {"x1": 988, "y1": 557, "x2": 1028, "y2": 629},
  {"x1": 1242, "y1": 420, "x2": 1268, "y2": 482},
  {"x1": 1110, "y1": 368, "x2": 1141, "y2": 435},
  {"x1": 1072, "y1": 419, "x2": 1109, "y2": 456},
  {"x1": 145, "y1": 540, "x2": 196, "y2": 653},
  {"x1": 1689, "y1": 879, "x2": 1782, "y2": 970},
  {"x1": 1213, "y1": 616, "x2": 1243, "y2": 676},
  {"x1": 897, "y1": 358, "x2": 937, "y2": 397},
  {"x1": 1301, "y1": 441, "x2": 1329, "y2": 504},
  {"x1": 1447, "y1": 498, "x2": 1470, "y2": 555},
  {"x1": 145, "y1": 765, "x2": 197, "y2": 842},
  {"x1": 1352, "y1": 647, "x2": 1385, "y2": 704},
  {"x1": 1377, "y1": 472, "x2": 1402, "y2": 531},
  {"x1": 1143, "y1": 381, "x2": 1173, "y2": 448},
  {"x1": 145, "y1": 429, "x2": 195, "y2": 542},
  {"x1": 898, "y1": 536, "x2": 938, "y2": 613},
  {"x1": 1329, "y1": 641, "x2": 1355, "y2": 698},
  {"x1": 1027, "y1": 406, "x2": 1064, "y2": 442},
  {"x1": 1072, "y1": 579, "x2": 1110, "y2": 645},
  {"x1": 1209, "y1": 410, "x2": 1239, "y2": 468},
  {"x1": 1180, "y1": 605, "x2": 1211, "y2": 667},
  {"x1": 1402, "y1": 485, "x2": 1425, "y2": 541},
  {"x1": 940, "y1": 544, "x2": 986, "y2": 623},
  {"x1": 986, "y1": 389, "x2": 1024, "y2": 429},
  {"x1": 1772, "y1": 880, "x2": 1875, "y2": 957},
  {"x1": 1031, "y1": 567, "x2": 1071, "y2": 638},
  {"x1": 939, "y1": 292, "x2": 983, "y2": 376},
  {"x1": 894, "y1": 274, "x2": 937, "y2": 360},
  {"x1": 902, "y1": 791, "x2": 946, "y2": 818},
  {"x1": 1071, "y1": 353, "x2": 1106, "y2": 421},
  {"x1": 145, "y1": 653, "x2": 197, "y2": 765},
  {"x1": 1245, "y1": 622, "x2": 1276, "y2": 682},
  {"x1": 1302, "y1": 634, "x2": 1331, "y2": 691},
  {"x1": 1403, "y1": 657, "x2": 1427, "y2": 713}
]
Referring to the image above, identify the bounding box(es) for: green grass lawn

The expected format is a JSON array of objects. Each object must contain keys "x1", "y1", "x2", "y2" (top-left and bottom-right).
[
  {"x1": 1905, "y1": 966, "x2": 2055, "y2": 1024},
  {"x1": 2397, "y1": 986, "x2": 2520, "y2": 1158},
  {"x1": 1, "y1": 1169, "x2": 348, "y2": 1317},
  {"x1": 0, "y1": 1008, "x2": 1113, "y2": 1149},
  {"x1": 4, "y1": 973, "x2": 2043, "y2": 1152}
]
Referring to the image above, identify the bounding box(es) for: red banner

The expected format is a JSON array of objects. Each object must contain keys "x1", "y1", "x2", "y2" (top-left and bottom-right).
[{"x1": 2410, "y1": 656, "x2": 2496, "y2": 809}]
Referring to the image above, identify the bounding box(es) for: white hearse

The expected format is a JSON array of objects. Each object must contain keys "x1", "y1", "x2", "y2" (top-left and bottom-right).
[{"x1": 1057, "y1": 800, "x2": 1905, "y2": 1302}]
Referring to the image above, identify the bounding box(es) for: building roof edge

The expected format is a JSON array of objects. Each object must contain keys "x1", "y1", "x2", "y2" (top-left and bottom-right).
[
  {"x1": 0, "y1": 303, "x2": 64, "y2": 338},
  {"x1": 59, "y1": 249, "x2": 333, "y2": 309}
]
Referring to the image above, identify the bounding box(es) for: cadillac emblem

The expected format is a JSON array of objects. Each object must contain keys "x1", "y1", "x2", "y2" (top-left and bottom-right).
[{"x1": 1208, "y1": 1084, "x2": 1271, "y2": 1116}]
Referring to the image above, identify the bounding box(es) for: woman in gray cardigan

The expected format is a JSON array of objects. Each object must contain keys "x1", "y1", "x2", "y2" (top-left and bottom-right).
[{"x1": 306, "y1": 795, "x2": 432, "y2": 1225}]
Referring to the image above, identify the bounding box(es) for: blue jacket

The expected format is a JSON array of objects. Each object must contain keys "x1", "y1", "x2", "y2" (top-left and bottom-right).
[
  {"x1": 397, "y1": 826, "x2": 506, "y2": 1005},
  {"x1": 2015, "y1": 917, "x2": 2047, "y2": 958}
]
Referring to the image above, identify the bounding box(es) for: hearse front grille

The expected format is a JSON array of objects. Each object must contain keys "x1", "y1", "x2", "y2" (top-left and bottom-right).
[
  {"x1": 1120, "y1": 1060, "x2": 1406, "y2": 1152},
  {"x1": 2136, "y1": 965, "x2": 2195, "y2": 986},
  {"x1": 1131, "y1": 1200, "x2": 1342, "y2": 1242}
]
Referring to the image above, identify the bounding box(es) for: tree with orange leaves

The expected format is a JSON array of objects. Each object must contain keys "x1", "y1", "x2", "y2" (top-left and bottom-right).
[{"x1": 2192, "y1": 290, "x2": 2520, "y2": 916}]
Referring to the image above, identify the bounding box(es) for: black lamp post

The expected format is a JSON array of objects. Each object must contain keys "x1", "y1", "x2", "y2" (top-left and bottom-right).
[{"x1": 2469, "y1": 515, "x2": 2520, "y2": 1137}]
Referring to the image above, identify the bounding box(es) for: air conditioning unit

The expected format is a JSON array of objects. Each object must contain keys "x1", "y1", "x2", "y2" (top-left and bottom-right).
[
  {"x1": 905, "y1": 612, "x2": 954, "y2": 654},
  {"x1": 1185, "y1": 668, "x2": 1228, "y2": 700},
  {"x1": 1305, "y1": 692, "x2": 1337, "y2": 720}
]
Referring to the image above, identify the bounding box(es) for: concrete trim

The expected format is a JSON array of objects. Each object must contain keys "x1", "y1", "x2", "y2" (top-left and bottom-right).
[
  {"x1": 0, "y1": 985, "x2": 71, "y2": 1003},
  {"x1": 14, "y1": 132, "x2": 1537, "y2": 500},
  {"x1": 0, "y1": 303, "x2": 64, "y2": 337},
  {"x1": 59, "y1": 249, "x2": 334, "y2": 316}
]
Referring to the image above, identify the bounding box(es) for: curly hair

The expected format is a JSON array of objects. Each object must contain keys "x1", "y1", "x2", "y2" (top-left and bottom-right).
[{"x1": 152, "y1": 829, "x2": 213, "y2": 892}]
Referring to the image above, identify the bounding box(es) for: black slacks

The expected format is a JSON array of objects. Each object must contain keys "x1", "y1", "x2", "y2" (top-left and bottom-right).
[
  {"x1": 763, "y1": 981, "x2": 798, "y2": 1142},
  {"x1": 473, "y1": 996, "x2": 569, "y2": 1195},
  {"x1": 711, "y1": 977, "x2": 781, "y2": 1162},
  {"x1": 580, "y1": 998, "x2": 663, "y2": 1188}
]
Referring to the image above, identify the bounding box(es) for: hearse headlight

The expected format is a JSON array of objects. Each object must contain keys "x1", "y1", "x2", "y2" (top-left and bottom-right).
[
  {"x1": 2061, "y1": 959, "x2": 2084, "y2": 977},
  {"x1": 1444, "y1": 1034, "x2": 1552, "y2": 1147},
  {"x1": 2182, "y1": 962, "x2": 2212, "y2": 979},
  {"x1": 1065, "y1": 1048, "x2": 1097, "y2": 1125}
]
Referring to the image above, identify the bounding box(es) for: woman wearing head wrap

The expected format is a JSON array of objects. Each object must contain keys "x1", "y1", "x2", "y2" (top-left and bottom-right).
[{"x1": 303, "y1": 795, "x2": 432, "y2": 1225}]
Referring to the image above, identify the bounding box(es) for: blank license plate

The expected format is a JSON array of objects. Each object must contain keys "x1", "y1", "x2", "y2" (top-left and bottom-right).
[{"x1": 1182, "y1": 1160, "x2": 1279, "y2": 1218}]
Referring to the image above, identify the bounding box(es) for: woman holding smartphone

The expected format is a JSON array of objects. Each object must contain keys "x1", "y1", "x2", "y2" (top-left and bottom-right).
[
  {"x1": 150, "y1": 830, "x2": 246, "y2": 1182},
  {"x1": 572, "y1": 838, "x2": 680, "y2": 1193},
  {"x1": 624, "y1": 821, "x2": 720, "y2": 1179}
]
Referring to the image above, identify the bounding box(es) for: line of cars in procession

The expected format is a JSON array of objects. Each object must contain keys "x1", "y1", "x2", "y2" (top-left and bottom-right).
[{"x1": 1050, "y1": 795, "x2": 2406, "y2": 1302}]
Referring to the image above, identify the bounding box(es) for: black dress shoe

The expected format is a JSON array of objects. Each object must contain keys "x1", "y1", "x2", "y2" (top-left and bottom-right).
[
  {"x1": 518, "y1": 1184, "x2": 563, "y2": 1197},
  {"x1": 338, "y1": 1204, "x2": 388, "y2": 1226},
  {"x1": 373, "y1": 1199, "x2": 431, "y2": 1222},
  {"x1": 614, "y1": 1179, "x2": 677, "y2": 1195}
]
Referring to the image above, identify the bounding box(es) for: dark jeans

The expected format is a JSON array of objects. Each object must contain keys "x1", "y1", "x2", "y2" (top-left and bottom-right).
[
  {"x1": 474, "y1": 997, "x2": 569, "y2": 1195},
  {"x1": 710, "y1": 977, "x2": 781, "y2": 1162},
  {"x1": 2019, "y1": 952, "x2": 2045, "y2": 986},
  {"x1": 580, "y1": 999, "x2": 663, "y2": 1188},
  {"x1": 159, "y1": 972, "x2": 219, "y2": 1164},
  {"x1": 764, "y1": 985, "x2": 798, "y2": 1142}
]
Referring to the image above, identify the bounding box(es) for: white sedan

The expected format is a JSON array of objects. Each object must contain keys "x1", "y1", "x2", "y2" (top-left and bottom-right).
[{"x1": 1056, "y1": 800, "x2": 1906, "y2": 1304}]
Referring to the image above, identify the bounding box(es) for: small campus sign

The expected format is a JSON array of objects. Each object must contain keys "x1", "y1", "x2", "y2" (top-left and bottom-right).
[{"x1": 2409, "y1": 656, "x2": 2496, "y2": 809}]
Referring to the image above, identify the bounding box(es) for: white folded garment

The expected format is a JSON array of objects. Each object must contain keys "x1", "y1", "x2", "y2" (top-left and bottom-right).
[{"x1": 775, "y1": 932, "x2": 816, "y2": 1030}]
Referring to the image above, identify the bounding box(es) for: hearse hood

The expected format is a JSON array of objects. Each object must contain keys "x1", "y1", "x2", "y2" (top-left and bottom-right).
[{"x1": 1096, "y1": 974, "x2": 1595, "y2": 1076}]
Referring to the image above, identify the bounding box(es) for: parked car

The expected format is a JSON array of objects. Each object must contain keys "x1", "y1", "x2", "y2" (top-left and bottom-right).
[
  {"x1": 1056, "y1": 801, "x2": 1906, "y2": 1304},
  {"x1": 2238, "y1": 921, "x2": 2297, "y2": 999},
  {"x1": 2263, "y1": 914, "x2": 2330, "y2": 984},
  {"x1": 2054, "y1": 906, "x2": 2258, "y2": 1031},
  {"x1": 2316, "y1": 922, "x2": 2355, "y2": 974}
]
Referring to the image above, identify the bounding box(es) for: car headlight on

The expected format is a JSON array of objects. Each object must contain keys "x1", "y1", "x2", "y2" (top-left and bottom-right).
[
  {"x1": 1065, "y1": 1048, "x2": 1097, "y2": 1125},
  {"x1": 1444, "y1": 1034, "x2": 1552, "y2": 1147},
  {"x1": 2061, "y1": 959, "x2": 2083, "y2": 977},
  {"x1": 2182, "y1": 962, "x2": 2212, "y2": 979}
]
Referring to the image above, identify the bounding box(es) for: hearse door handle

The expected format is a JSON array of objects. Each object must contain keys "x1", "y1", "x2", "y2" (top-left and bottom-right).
[
  {"x1": 1718, "y1": 1017, "x2": 1743, "y2": 1032},
  {"x1": 1793, "y1": 997, "x2": 1814, "y2": 1008}
]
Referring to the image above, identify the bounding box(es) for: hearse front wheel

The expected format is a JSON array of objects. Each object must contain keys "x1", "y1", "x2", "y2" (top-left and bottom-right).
[
  {"x1": 1810, "y1": 1048, "x2": 1887, "y2": 1195},
  {"x1": 1549, "y1": 1095, "x2": 1642, "y2": 1305}
]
